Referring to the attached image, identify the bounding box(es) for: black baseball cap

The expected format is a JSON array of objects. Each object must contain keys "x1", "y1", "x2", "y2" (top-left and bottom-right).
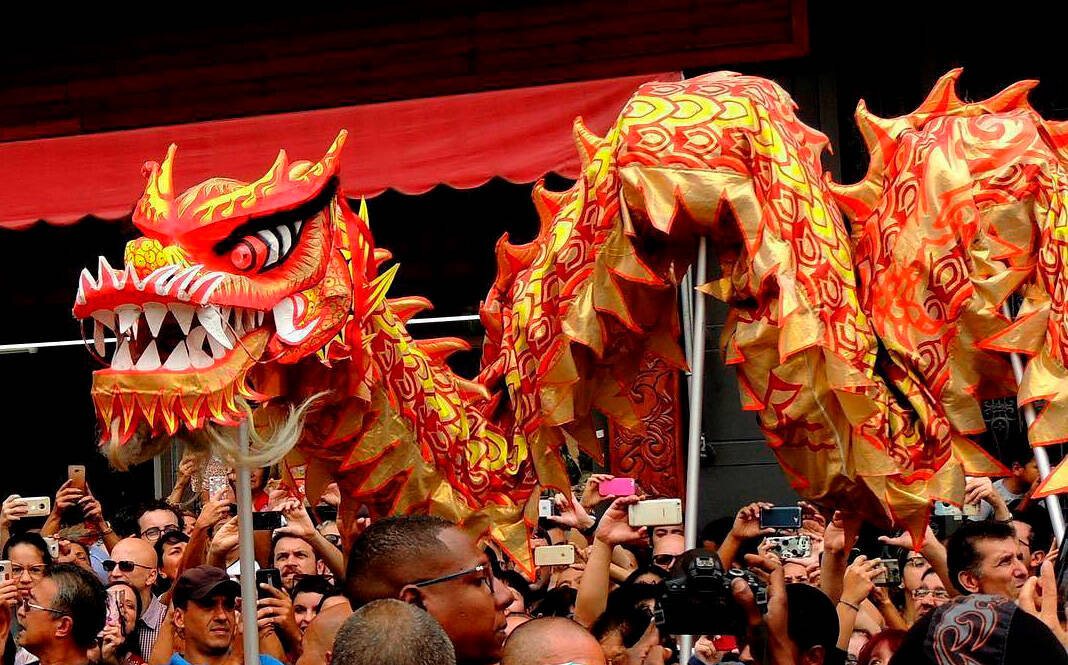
[
  {"x1": 173, "y1": 565, "x2": 240, "y2": 608},
  {"x1": 153, "y1": 530, "x2": 189, "y2": 560}
]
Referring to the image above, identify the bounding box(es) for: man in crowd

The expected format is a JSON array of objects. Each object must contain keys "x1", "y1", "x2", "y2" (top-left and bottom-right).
[
  {"x1": 107, "y1": 537, "x2": 166, "y2": 658},
  {"x1": 15, "y1": 563, "x2": 106, "y2": 665},
  {"x1": 502, "y1": 617, "x2": 606, "y2": 665},
  {"x1": 947, "y1": 520, "x2": 1028, "y2": 598},
  {"x1": 345, "y1": 515, "x2": 512, "y2": 665},
  {"x1": 910, "y1": 569, "x2": 950, "y2": 619},
  {"x1": 272, "y1": 498, "x2": 344, "y2": 591},
  {"x1": 650, "y1": 533, "x2": 684, "y2": 572},
  {"x1": 330, "y1": 598, "x2": 456, "y2": 665},
  {"x1": 134, "y1": 500, "x2": 182, "y2": 544}
]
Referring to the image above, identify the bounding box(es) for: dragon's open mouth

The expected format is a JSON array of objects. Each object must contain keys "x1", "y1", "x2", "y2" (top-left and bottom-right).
[{"x1": 86, "y1": 303, "x2": 271, "y2": 373}]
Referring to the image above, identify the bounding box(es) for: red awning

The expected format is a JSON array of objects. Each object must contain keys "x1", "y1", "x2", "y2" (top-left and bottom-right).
[{"x1": 0, "y1": 72, "x2": 680, "y2": 230}]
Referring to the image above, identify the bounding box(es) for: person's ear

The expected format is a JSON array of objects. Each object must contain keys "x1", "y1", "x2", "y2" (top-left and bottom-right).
[
  {"x1": 173, "y1": 608, "x2": 186, "y2": 631},
  {"x1": 316, "y1": 560, "x2": 326, "y2": 576},
  {"x1": 54, "y1": 615, "x2": 74, "y2": 640},
  {"x1": 324, "y1": 650, "x2": 332, "y2": 663},
  {"x1": 146, "y1": 567, "x2": 158, "y2": 586},
  {"x1": 1031, "y1": 551, "x2": 1045, "y2": 569},
  {"x1": 398, "y1": 584, "x2": 425, "y2": 609},
  {"x1": 958, "y1": 570, "x2": 981, "y2": 594}
]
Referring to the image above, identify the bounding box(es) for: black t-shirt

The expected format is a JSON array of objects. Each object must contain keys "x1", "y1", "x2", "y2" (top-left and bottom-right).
[{"x1": 891, "y1": 597, "x2": 1067, "y2": 665}]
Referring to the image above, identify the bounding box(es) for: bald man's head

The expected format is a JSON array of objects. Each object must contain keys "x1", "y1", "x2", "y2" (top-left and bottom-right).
[
  {"x1": 107, "y1": 537, "x2": 159, "y2": 598},
  {"x1": 296, "y1": 599, "x2": 353, "y2": 665},
  {"x1": 502, "y1": 617, "x2": 606, "y2": 665},
  {"x1": 331, "y1": 599, "x2": 455, "y2": 665}
]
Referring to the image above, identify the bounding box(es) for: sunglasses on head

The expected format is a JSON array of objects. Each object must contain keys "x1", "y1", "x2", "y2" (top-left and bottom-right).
[
  {"x1": 103, "y1": 560, "x2": 154, "y2": 573},
  {"x1": 652, "y1": 554, "x2": 678, "y2": 568}
]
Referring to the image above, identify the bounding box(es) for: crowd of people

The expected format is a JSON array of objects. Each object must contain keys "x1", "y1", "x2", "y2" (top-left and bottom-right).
[{"x1": 0, "y1": 442, "x2": 1066, "y2": 665}]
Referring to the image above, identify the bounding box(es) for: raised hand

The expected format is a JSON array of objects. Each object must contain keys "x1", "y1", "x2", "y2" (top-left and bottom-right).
[
  {"x1": 580, "y1": 474, "x2": 615, "y2": 510},
  {"x1": 593, "y1": 495, "x2": 646, "y2": 546},
  {"x1": 208, "y1": 517, "x2": 240, "y2": 565},
  {"x1": 196, "y1": 490, "x2": 235, "y2": 531},
  {"x1": 54, "y1": 480, "x2": 85, "y2": 511},
  {"x1": 0, "y1": 495, "x2": 27, "y2": 528},
  {"x1": 1018, "y1": 559, "x2": 1068, "y2": 647},
  {"x1": 824, "y1": 511, "x2": 862, "y2": 553},
  {"x1": 731, "y1": 502, "x2": 776, "y2": 541},
  {"x1": 841, "y1": 555, "x2": 885, "y2": 606},
  {"x1": 548, "y1": 492, "x2": 596, "y2": 531},
  {"x1": 274, "y1": 498, "x2": 316, "y2": 540}
]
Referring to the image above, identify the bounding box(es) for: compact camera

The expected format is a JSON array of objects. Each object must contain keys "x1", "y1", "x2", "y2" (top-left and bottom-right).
[
  {"x1": 655, "y1": 549, "x2": 767, "y2": 636},
  {"x1": 765, "y1": 535, "x2": 811, "y2": 560}
]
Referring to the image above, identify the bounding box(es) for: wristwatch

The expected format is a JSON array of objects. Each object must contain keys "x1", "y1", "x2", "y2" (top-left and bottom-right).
[{"x1": 99, "y1": 520, "x2": 114, "y2": 535}]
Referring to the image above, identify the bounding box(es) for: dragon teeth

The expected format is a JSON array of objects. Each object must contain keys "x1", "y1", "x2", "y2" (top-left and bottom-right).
[
  {"x1": 163, "y1": 341, "x2": 190, "y2": 371},
  {"x1": 186, "y1": 327, "x2": 214, "y2": 369},
  {"x1": 196, "y1": 305, "x2": 233, "y2": 350},
  {"x1": 92, "y1": 309, "x2": 116, "y2": 332},
  {"x1": 170, "y1": 303, "x2": 196, "y2": 335},
  {"x1": 116, "y1": 305, "x2": 140, "y2": 338},
  {"x1": 143, "y1": 302, "x2": 168, "y2": 337},
  {"x1": 135, "y1": 340, "x2": 162, "y2": 371},
  {"x1": 113, "y1": 340, "x2": 133, "y2": 370},
  {"x1": 93, "y1": 321, "x2": 106, "y2": 356}
]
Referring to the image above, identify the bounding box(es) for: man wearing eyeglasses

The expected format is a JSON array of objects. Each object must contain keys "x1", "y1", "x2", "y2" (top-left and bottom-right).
[
  {"x1": 910, "y1": 569, "x2": 950, "y2": 620},
  {"x1": 106, "y1": 537, "x2": 166, "y2": 660},
  {"x1": 134, "y1": 501, "x2": 182, "y2": 545},
  {"x1": 15, "y1": 563, "x2": 106, "y2": 665},
  {"x1": 345, "y1": 516, "x2": 512, "y2": 665}
]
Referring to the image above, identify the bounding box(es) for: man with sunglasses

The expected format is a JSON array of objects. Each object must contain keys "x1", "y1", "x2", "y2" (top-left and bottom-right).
[
  {"x1": 106, "y1": 537, "x2": 165, "y2": 660},
  {"x1": 345, "y1": 516, "x2": 512, "y2": 665},
  {"x1": 15, "y1": 563, "x2": 106, "y2": 665}
]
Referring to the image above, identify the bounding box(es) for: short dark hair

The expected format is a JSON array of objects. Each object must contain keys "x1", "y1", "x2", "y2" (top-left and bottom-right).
[
  {"x1": 291, "y1": 574, "x2": 337, "y2": 601},
  {"x1": 330, "y1": 598, "x2": 455, "y2": 665},
  {"x1": 496, "y1": 570, "x2": 534, "y2": 608},
  {"x1": 1012, "y1": 505, "x2": 1053, "y2": 555},
  {"x1": 2, "y1": 531, "x2": 53, "y2": 565},
  {"x1": 623, "y1": 565, "x2": 668, "y2": 586},
  {"x1": 1002, "y1": 442, "x2": 1035, "y2": 468},
  {"x1": 785, "y1": 583, "x2": 839, "y2": 652},
  {"x1": 590, "y1": 596, "x2": 653, "y2": 647},
  {"x1": 49, "y1": 563, "x2": 107, "y2": 649},
  {"x1": 344, "y1": 515, "x2": 452, "y2": 607},
  {"x1": 133, "y1": 500, "x2": 180, "y2": 533},
  {"x1": 947, "y1": 520, "x2": 1016, "y2": 593}
]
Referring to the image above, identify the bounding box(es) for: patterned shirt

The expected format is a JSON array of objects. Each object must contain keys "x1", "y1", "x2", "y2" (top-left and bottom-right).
[{"x1": 135, "y1": 595, "x2": 167, "y2": 660}]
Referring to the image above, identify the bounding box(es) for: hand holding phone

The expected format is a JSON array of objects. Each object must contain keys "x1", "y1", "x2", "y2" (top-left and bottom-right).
[
  {"x1": 759, "y1": 506, "x2": 801, "y2": 530},
  {"x1": 256, "y1": 568, "x2": 283, "y2": 598}
]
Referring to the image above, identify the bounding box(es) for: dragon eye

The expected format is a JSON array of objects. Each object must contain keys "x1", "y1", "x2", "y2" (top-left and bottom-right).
[{"x1": 225, "y1": 220, "x2": 304, "y2": 273}]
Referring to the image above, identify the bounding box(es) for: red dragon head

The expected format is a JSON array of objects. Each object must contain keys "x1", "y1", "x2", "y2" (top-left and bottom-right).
[{"x1": 72, "y1": 131, "x2": 377, "y2": 459}]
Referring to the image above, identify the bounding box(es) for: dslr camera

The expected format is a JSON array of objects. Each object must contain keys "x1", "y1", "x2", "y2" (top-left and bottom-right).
[{"x1": 655, "y1": 548, "x2": 767, "y2": 636}]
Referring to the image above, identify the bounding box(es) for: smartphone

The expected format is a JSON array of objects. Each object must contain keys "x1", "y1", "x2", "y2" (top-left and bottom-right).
[
  {"x1": 759, "y1": 506, "x2": 801, "y2": 530},
  {"x1": 628, "y1": 498, "x2": 683, "y2": 527},
  {"x1": 251, "y1": 511, "x2": 286, "y2": 531},
  {"x1": 208, "y1": 475, "x2": 229, "y2": 497},
  {"x1": 22, "y1": 497, "x2": 51, "y2": 518},
  {"x1": 765, "y1": 534, "x2": 811, "y2": 560},
  {"x1": 256, "y1": 568, "x2": 283, "y2": 598},
  {"x1": 533, "y1": 544, "x2": 576, "y2": 567},
  {"x1": 68, "y1": 465, "x2": 86, "y2": 490},
  {"x1": 0, "y1": 560, "x2": 10, "y2": 581},
  {"x1": 105, "y1": 591, "x2": 122, "y2": 628},
  {"x1": 538, "y1": 498, "x2": 557, "y2": 518},
  {"x1": 42, "y1": 537, "x2": 60, "y2": 559},
  {"x1": 934, "y1": 501, "x2": 962, "y2": 517},
  {"x1": 873, "y1": 559, "x2": 901, "y2": 586},
  {"x1": 314, "y1": 505, "x2": 338, "y2": 524},
  {"x1": 598, "y1": 478, "x2": 636, "y2": 497}
]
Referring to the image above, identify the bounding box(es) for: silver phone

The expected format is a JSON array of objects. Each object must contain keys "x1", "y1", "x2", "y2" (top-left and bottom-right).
[
  {"x1": 628, "y1": 498, "x2": 683, "y2": 527},
  {"x1": 21, "y1": 497, "x2": 51, "y2": 517},
  {"x1": 534, "y1": 544, "x2": 576, "y2": 566}
]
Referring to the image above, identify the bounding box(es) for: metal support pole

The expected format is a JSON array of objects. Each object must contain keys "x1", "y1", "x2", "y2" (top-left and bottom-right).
[
  {"x1": 681, "y1": 267, "x2": 695, "y2": 396},
  {"x1": 235, "y1": 421, "x2": 260, "y2": 664},
  {"x1": 1000, "y1": 303, "x2": 1065, "y2": 545},
  {"x1": 679, "y1": 237, "x2": 709, "y2": 662}
]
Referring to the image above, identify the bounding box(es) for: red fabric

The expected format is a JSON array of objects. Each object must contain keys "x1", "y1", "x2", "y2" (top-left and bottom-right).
[{"x1": 0, "y1": 72, "x2": 680, "y2": 230}]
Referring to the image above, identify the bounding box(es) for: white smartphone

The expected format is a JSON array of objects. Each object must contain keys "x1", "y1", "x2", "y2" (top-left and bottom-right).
[
  {"x1": 538, "y1": 498, "x2": 555, "y2": 518},
  {"x1": 0, "y1": 560, "x2": 10, "y2": 581},
  {"x1": 627, "y1": 498, "x2": 683, "y2": 527},
  {"x1": 533, "y1": 544, "x2": 576, "y2": 567},
  {"x1": 42, "y1": 537, "x2": 60, "y2": 559},
  {"x1": 21, "y1": 497, "x2": 51, "y2": 517}
]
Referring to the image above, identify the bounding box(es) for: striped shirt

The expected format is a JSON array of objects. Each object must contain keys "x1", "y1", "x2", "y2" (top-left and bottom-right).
[{"x1": 135, "y1": 595, "x2": 167, "y2": 660}]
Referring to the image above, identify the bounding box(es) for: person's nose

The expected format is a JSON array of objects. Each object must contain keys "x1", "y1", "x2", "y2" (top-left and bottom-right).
[
  {"x1": 492, "y1": 579, "x2": 512, "y2": 611},
  {"x1": 1013, "y1": 559, "x2": 1029, "y2": 580}
]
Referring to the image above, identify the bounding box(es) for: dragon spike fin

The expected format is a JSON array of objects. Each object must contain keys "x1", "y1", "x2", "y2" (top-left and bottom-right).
[
  {"x1": 979, "y1": 78, "x2": 1039, "y2": 113},
  {"x1": 826, "y1": 99, "x2": 896, "y2": 221},
  {"x1": 913, "y1": 68, "x2": 965, "y2": 119},
  {"x1": 386, "y1": 296, "x2": 433, "y2": 323},
  {"x1": 364, "y1": 263, "x2": 399, "y2": 312},
  {"x1": 374, "y1": 248, "x2": 393, "y2": 263},
  {"x1": 320, "y1": 130, "x2": 348, "y2": 172},
  {"x1": 415, "y1": 337, "x2": 472, "y2": 364},
  {"x1": 573, "y1": 116, "x2": 601, "y2": 169},
  {"x1": 532, "y1": 180, "x2": 567, "y2": 235},
  {"x1": 269, "y1": 149, "x2": 290, "y2": 180},
  {"x1": 358, "y1": 197, "x2": 369, "y2": 223},
  {"x1": 155, "y1": 144, "x2": 177, "y2": 197}
]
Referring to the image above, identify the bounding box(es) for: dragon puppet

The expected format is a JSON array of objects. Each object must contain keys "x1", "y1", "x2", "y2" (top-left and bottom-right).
[{"x1": 72, "y1": 70, "x2": 1068, "y2": 560}]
